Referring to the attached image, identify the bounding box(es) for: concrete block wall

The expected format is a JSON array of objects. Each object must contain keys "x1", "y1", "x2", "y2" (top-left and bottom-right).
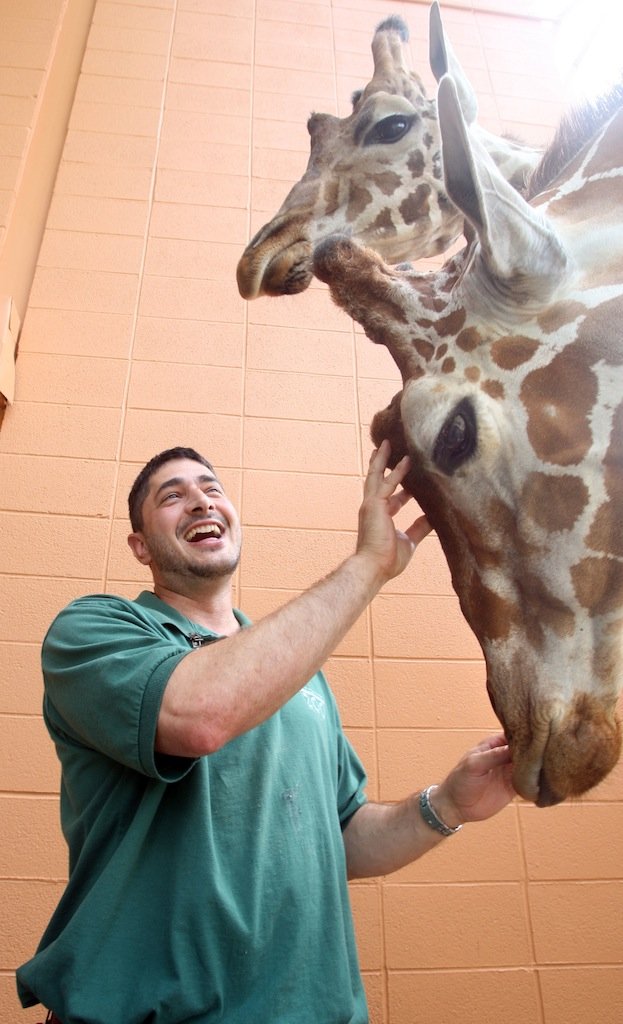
[{"x1": 1, "y1": 1, "x2": 622, "y2": 1022}]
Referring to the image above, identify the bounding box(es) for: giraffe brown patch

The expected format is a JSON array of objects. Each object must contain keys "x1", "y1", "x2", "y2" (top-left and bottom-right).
[
  {"x1": 433, "y1": 308, "x2": 466, "y2": 338},
  {"x1": 576, "y1": 294, "x2": 623, "y2": 365},
  {"x1": 521, "y1": 472, "x2": 589, "y2": 532},
  {"x1": 406, "y1": 150, "x2": 425, "y2": 177},
  {"x1": 470, "y1": 570, "x2": 572, "y2": 655},
  {"x1": 490, "y1": 336, "x2": 540, "y2": 369},
  {"x1": 456, "y1": 326, "x2": 481, "y2": 352},
  {"x1": 370, "y1": 170, "x2": 402, "y2": 196},
  {"x1": 322, "y1": 179, "x2": 340, "y2": 217},
  {"x1": 594, "y1": 616, "x2": 623, "y2": 682},
  {"x1": 465, "y1": 366, "x2": 480, "y2": 382},
  {"x1": 441, "y1": 357, "x2": 456, "y2": 374},
  {"x1": 466, "y1": 577, "x2": 515, "y2": 642},
  {"x1": 587, "y1": 500, "x2": 623, "y2": 558},
  {"x1": 537, "y1": 301, "x2": 586, "y2": 335},
  {"x1": 520, "y1": 571, "x2": 576, "y2": 641},
  {"x1": 585, "y1": 400, "x2": 623, "y2": 557},
  {"x1": 368, "y1": 206, "x2": 396, "y2": 237},
  {"x1": 412, "y1": 292, "x2": 440, "y2": 313},
  {"x1": 584, "y1": 253, "x2": 623, "y2": 291},
  {"x1": 414, "y1": 338, "x2": 435, "y2": 361},
  {"x1": 435, "y1": 343, "x2": 448, "y2": 359},
  {"x1": 481, "y1": 379, "x2": 504, "y2": 400},
  {"x1": 460, "y1": 501, "x2": 575, "y2": 646},
  {"x1": 346, "y1": 183, "x2": 374, "y2": 220},
  {"x1": 548, "y1": 175, "x2": 623, "y2": 225},
  {"x1": 443, "y1": 496, "x2": 510, "y2": 579},
  {"x1": 571, "y1": 556, "x2": 623, "y2": 616},
  {"x1": 399, "y1": 184, "x2": 431, "y2": 225},
  {"x1": 521, "y1": 351, "x2": 596, "y2": 465}
]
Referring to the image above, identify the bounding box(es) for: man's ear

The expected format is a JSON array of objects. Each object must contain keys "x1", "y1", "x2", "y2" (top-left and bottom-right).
[{"x1": 127, "y1": 531, "x2": 152, "y2": 566}]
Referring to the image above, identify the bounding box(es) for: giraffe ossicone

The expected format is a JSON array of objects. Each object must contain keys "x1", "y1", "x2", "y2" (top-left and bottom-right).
[
  {"x1": 313, "y1": 65, "x2": 623, "y2": 806},
  {"x1": 236, "y1": 2, "x2": 541, "y2": 300}
]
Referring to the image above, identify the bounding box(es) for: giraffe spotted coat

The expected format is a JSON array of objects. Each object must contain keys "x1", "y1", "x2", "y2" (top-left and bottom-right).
[{"x1": 313, "y1": 73, "x2": 623, "y2": 806}]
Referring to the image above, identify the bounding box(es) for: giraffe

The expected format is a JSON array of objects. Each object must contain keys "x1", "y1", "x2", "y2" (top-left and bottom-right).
[
  {"x1": 236, "y1": 3, "x2": 542, "y2": 300},
  {"x1": 312, "y1": 73, "x2": 623, "y2": 807}
]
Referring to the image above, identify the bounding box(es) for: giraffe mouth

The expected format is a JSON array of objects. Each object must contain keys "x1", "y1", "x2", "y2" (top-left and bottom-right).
[
  {"x1": 508, "y1": 695, "x2": 622, "y2": 807},
  {"x1": 509, "y1": 745, "x2": 551, "y2": 806},
  {"x1": 269, "y1": 242, "x2": 314, "y2": 296},
  {"x1": 237, "y1": 210, "x2": 314, "y2": 299},
  {"x1": 535, "y1": 769, "x2": 563, "y2": 808}
]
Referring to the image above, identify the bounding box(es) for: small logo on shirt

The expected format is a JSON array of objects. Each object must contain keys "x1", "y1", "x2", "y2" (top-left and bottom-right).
[{"x1": 301, "y1": 686, "x2": 326, "y2": 718}]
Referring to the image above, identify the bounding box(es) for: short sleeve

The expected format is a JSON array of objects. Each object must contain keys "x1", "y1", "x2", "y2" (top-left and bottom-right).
[{"x1": 42, "y1": 595, "x2": 195, "y2": 780}]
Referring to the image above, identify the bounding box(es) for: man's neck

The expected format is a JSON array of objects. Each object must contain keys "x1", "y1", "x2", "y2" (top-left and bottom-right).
[{"x1": 152, "y1": 579, "x2": 240, "y2": 636}]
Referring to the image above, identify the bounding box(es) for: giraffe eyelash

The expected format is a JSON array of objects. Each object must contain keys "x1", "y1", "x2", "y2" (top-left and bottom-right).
[
  {"x1": 433, "y1": 398, "x2": 477, "y2": 475},
  {"x1": 363, "y1": 114, "x2": 416, "y2": 147}
]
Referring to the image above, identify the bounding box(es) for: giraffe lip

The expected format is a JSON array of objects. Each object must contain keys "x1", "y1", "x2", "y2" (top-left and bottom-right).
[
  {"x1": 535, "y1": 772, "x2": 563, "y2": 807},
  {"x1": 237, "y1": 238, "x2": 312, "y2": 299},
  {"x1": 261, "y1": 240, "x2": 313, "y2": 296}
]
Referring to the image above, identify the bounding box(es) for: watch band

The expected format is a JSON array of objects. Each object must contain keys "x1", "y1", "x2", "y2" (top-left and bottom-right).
[{"x1": 419, "y1": 785, "x2": 463, "y2": 836}]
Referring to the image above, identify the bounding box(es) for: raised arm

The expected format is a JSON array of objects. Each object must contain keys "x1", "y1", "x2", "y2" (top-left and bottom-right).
[{"x1": 156, "y1": 441, "x2": 431, "y2": 757}]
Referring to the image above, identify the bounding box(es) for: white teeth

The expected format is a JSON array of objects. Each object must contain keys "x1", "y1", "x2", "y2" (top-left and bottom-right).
[{"x1": 185, "y1": 523, "x2": 222, "y2": 542}]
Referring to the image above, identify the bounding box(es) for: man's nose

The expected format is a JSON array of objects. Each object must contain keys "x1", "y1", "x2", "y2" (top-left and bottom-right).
[{"x1": 187, "y1": 487, "x2": 213, "y2": 512}]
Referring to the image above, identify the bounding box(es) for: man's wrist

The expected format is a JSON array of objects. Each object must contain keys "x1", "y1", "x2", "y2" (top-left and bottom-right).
[
  {"x1": 419, "y1": 785, "x2": 463, "y2": 835},
  {"x1": 347, "y1": 549, "x2": 389, "y2": 594}
]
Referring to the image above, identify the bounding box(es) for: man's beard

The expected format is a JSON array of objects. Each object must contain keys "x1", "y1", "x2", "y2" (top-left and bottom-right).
[{"x1": 144, "y1": 532, "x2": 241, "y2": 580}]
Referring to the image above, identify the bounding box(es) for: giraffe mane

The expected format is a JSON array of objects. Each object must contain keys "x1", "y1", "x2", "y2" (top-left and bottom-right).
[{"x1": 526, "y1": 81, "x2": 623, "y2": 200}]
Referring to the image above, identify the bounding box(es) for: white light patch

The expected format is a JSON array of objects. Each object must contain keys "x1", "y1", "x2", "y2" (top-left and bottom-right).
[{"x1": 552, "y1": 0, "x2": 623, "y2": 100}]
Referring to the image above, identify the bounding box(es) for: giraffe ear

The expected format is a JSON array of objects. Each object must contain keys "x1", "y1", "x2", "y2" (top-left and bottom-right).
[
  {"x1": 437, "y1": 74, "x2": 568, "y2": 302},
  {"x1": 429, "y1": 2, "x2": 478, "y2": 125}
]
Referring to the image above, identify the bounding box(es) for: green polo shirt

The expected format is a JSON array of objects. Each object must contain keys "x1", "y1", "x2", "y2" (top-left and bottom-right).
[{"x1": 17, "y1": 591, "x2": 369, "y2": 1024}]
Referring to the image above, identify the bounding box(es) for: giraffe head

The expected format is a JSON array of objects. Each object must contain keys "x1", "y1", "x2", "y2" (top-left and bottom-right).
[
  {"x1": 313, "y1": 75, "x2": 623, "y2": 805},
  {"x1": 237, "y1": 4, "x2": 540, "y2": 300}
]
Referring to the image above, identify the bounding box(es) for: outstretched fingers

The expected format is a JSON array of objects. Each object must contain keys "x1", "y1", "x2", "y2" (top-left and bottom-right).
[
  {"x1": 473, "y1": 733, "x2": 509, "y2": 755},
  {"x1": 365, "y1": 441, "x2": 432, "y2": 550},
  {"x1": 404, "y1": 513, "x2": 433, "y2": 547},
  {"x1": 365, "y1": 442, "x2": 410, "y2": 498},
  {"x1": 465, "y1": 734, "x2": 512, "y2": 774}
]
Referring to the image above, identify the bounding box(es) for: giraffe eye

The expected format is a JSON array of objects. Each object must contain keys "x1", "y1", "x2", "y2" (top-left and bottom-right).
[
  {"x1": 433, "y1": 398, "x2": 477, "y2": 474},
  {"x1": 364, "y1": 114, "x2": 414, "y2": 146}
]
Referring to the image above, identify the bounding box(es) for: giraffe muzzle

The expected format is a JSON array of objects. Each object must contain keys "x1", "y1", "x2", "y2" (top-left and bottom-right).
[{"x1": 510, "y1": 695, "x2": 621, "y2": 806}]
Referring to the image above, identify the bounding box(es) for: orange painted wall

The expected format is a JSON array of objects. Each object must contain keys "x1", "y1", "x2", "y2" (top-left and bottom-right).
[{"x1": 1, "y1": 1, "x2": 622, "y2": 1023}]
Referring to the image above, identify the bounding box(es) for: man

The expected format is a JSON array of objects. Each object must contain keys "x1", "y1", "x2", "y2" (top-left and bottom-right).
[{"x1": 18, "y1": 443, "x2": 515, "y2": 1024}]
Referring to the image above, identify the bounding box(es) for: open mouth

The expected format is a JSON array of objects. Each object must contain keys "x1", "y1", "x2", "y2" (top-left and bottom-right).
[{"x1": 184, "y1": 523, "x2": 223, "y2": 543}]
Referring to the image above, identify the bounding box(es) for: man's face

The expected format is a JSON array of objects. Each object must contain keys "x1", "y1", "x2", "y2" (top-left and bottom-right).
[{"x1": 131, "y1": 458, "x2": 242, "y2": 582}]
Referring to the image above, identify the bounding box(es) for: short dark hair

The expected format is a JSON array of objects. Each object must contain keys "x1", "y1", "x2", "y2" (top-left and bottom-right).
[{"x1": 128, "y1": 447, "x2": 216, "y2": 532}]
